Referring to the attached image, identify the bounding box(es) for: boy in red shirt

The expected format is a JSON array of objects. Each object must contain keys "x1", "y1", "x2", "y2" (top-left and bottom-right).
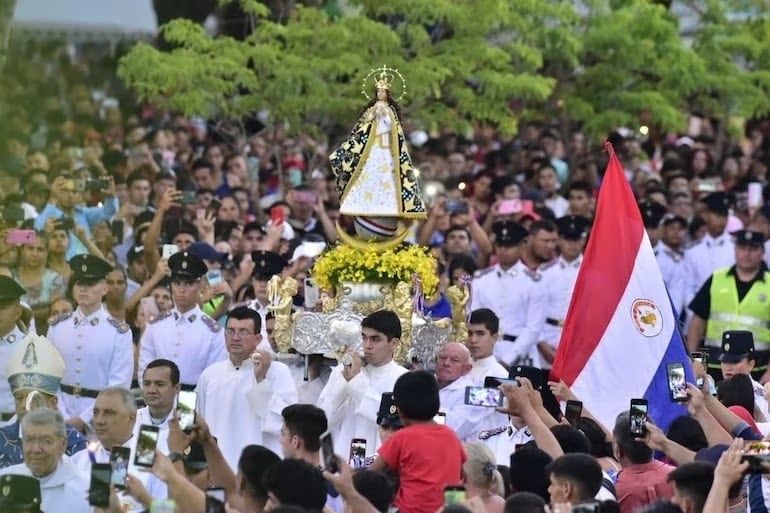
[{"x1": 371, "y1": 370, "x2": 466, "y2": 513}]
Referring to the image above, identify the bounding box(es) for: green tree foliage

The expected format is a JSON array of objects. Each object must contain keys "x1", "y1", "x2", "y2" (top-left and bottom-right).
[{"x1": 0, "y1": 0, "x2": 17, "y2": 72}]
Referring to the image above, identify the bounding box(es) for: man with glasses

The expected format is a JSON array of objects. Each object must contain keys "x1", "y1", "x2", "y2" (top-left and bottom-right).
[
  {"x1": 196, "y1": 306, "x2": 297, "y2": 470},
  {"x1": 139, "y1": 252, "x2": 227, "y2": 391}
]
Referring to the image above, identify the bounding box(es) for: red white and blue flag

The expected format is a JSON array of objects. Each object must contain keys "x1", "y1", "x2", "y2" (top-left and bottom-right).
[{"x1": 551, "y1": 142, "x2": 693, "y2": 431}]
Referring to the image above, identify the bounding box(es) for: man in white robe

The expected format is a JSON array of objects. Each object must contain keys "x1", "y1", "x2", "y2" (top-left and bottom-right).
[
  {"x1": 197, "y1": 306, "x2": 297, "y2": 470},
  {"x1": 0, "y1": 408, "x2": 90, "y2": 513},
  {"x1": 466, "y1": 308, "x2": 508, "y2": 383},
  {"x1": 318, "y1": 310, "x2": 407, "y2": 458}
]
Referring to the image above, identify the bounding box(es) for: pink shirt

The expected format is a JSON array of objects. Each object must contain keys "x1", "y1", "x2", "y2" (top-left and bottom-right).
[{"x1": 616, "y1": 460, "x2": 676, "y2": 513}]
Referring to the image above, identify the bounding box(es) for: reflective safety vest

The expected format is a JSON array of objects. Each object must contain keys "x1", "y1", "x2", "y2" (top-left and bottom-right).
[{"x1": 705, "y1": 268, "x2": 770, "y2": 349}]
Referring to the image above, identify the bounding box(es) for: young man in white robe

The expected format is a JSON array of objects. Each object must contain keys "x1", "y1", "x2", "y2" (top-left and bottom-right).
[
  {"x1": 318, "y1": 310, "x2": 408, "y2": 458},
  {"x1": 466, "y1": 308, "x2": 508, "y2": 382}
]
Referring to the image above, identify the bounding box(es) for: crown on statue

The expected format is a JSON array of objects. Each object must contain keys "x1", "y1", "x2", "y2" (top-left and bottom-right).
[{"x1": 361, "y1": 65, "x2": 406, "y2": 101}]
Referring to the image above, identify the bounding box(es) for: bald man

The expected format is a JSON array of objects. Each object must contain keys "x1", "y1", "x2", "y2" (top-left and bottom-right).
[{"x1": 435, "y1": 343, "x2": 499, "y2": 442}]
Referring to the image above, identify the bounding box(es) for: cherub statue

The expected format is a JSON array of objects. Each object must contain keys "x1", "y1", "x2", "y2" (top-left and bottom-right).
[
  {"x1": 319, "y1": 292, "x2": 337, "y2": 313},
  {"x1": 446, "y1": 282, "x2": 470, "y2": 336},
  {"x1": 268, "y1": 277, "x2": 298, "y2": 353},
  {"x1": 391, "y1": 281, "x2": 413, "y2": 363}
]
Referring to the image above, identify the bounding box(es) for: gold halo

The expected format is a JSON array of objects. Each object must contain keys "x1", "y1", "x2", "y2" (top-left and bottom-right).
[
  {"x1": 335, "y1": 220, "x2": 409, "y2": 251},
  {"x1": 361, "y1": 65, "x2": 407, "y2": 102}
]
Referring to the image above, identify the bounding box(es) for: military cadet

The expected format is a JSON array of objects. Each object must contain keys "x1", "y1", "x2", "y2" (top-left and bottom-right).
[
  {"x1": 717, "y1": 330, "x2": 769, "y2": 418},
  {"x1": 47, "y1": 255, "x2": 133, "y2": 431},
  {"x1": 656, "y1": 214, "x2": 688, "y2": 317},
  {"x1": 0, "y1": 334, "x2": 87, "y2": 468},
  {"x1": 0, "y1": 276, "x2": 28, "y2": 424},
  {"x1": 471, "y1": 221, "x2": 547, "y2": 368},
  {"x1": 639, "y1": 201, "x2": 667, "y2": 249},
  {"x1": 537, "y1": 215, "x2": 589, "y2": 369},
  {"x1": 478, "y1": 413, "x2": 534, "y2": 466},
  {"x1": 247, "y1": 250, "x2": 290, "y2": 350},
  {"x1": 687, "y1": 230, "x2": 770, "y2": 381},
  {"x1": 682, "y1": 191, "x2": 735, "y2": 310},
  {"x1": 138, "y1": 251, "x2": 227, "y2": 390}
]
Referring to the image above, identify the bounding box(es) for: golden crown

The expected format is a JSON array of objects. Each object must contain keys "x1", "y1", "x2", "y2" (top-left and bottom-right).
[{"x1": 361, "y1": 65, "x2": 406, "y2": 101}]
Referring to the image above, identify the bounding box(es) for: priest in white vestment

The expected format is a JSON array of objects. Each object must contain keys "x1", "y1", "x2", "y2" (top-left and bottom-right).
[
  {"x1": 197, "y1": 306, "x2": 297, "y2": 470},
  {"x1": 0, "y1": 408, "x2": 90, "y2": 513},
  {"x1": 318, "y1": 310, "x2": 407, "y2": 458},
  {"x1": 466, "y1": 309, "x2": 509, "y2": 383}
]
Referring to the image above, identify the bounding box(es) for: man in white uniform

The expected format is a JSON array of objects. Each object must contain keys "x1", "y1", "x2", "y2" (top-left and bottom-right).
[
  {"x1": 47, "y1": 254, "x2": 133, "y2": 431},
  {"x1": 318, "y1": 310, "x2": 407, "y2": 458},
  {"x1": 537, "y1": 215, "x2": 589, "y2": 368},
  {"x1": 197, "y1": 306, "x2": 297, "y2": 470},
  {"x1": 0, "y1": 276, "x2": 29, "y2": 424},
  {"x1": 135, "y1": 359, "x2": 182, "y2": 454},
  {"x1": 718, "y1": 330, "x2": 770, "y2": 419},
  {"x1": 466, "y1": 309, "x2": 508, "y2": 382},
  {"x1": 139, "y1": 251, "x2": 227, "y2": 389},
  {"x1": 0, "y1": 408, "x2": 90, "y2": 513},
  {"x1": 471, "y1": 221, "x2": 547, "y2": 367},
  {"x1": 655, "y1": 214, "x2": 688, "y2": 317},
  {"x1": 247, "y1": 250, "x2": 289, "y2": 349}
]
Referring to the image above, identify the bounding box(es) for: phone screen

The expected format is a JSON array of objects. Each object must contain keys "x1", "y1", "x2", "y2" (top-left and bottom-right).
[
  {"x1": 89, "y1": 463, "x2": 112, "y2": 507},
  {"x1": 5, "y1": 229, "x2": 37, "y2": 245},
  {"x1": 565, "y1": 400, "x2": 583, "y2": 426},
  {"x1": 629, "y1": 399, "x2": 648, "y2": 436},
  {"x1": 134, "y1": 425, "x2": 160, "y2": 467},
  {"x1": 181, "y1": 190, "x2": 198, "y2": 205},
  {"x1": 464, "y1": 386, "x2": 504, "y2": 407},
  {"x1": 444, "y1": 486, "x2": 466, "y2": 506},
  {"x1": 162, "y1": 244, "x2": 179, "y2": 260},
  {"x1": 667, "y1": 362, "x2": 688, "y2": 402},
  {"x1": 206, "y1": 270, "x2": 223, "y2": 286},
  {"x1": 319, "y1": 430, "x2": 339, "y2": 474},
  {"x1": 177, "y1": 391, "x2": 197, "y2": 432},
  {"x1": 498, "y1": 199, "x2": 522, "y2": 215},
  {"x1": 112, "y1": 220, "x2": 125, "y2": 244},
  {"x1": 484, "y1": 376, "x2": 517, "y2": 388},
  {"x1": 349, "y1": 438, "x2": 367, "y2": 469},
  {"x1": 304, "y1": 277, "x2": 320, "y2": 309},
  {"x1": 109, "y1": 446, "x2": 131, "y2": 489}
]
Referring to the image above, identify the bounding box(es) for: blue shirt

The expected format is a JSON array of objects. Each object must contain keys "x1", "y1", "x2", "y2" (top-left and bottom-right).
[
  {"x1": 0, "y1": 421, "x2": 87, "y2": 468},
  {"x1": 34, "y1": 198, "x2": 119, "y2": 259},
  {"x1": 423, "y1": 293, "x2": 452, "y2": 320}
]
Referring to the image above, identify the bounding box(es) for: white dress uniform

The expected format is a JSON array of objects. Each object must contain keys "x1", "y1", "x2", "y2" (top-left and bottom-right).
[
  {"x1": 682, "y1": 231, "x2": 735, "y2": 308},
  {"x1": 655, "y1": 241, "x2": 687, "y2": 315},
  {"x1": 438, "y1": 373, "x2": 499, "y2": 442},
  {"x1": 47, "y1": 306, "x2": 133, "y2": 421},
  {"x1": 138, "y1": 306, "x2": 227, "y2": 388},
  {"x1": 471, "y1": 261, "x2": 548, "y2": 367},
  {"x1": 468, "y1": 355, "x2": 508, "y2": 383},
  {"x1": 0, "y1": 326, "x2": 26, "y2": 421},
  {"x1": 197, "y1": 358, "x2": 297, "y2": 470},
  {"x1": 478, "y1": 419, "x2": 534, "y2": 465},
  {"x1": 132, "y1": 406, "x2": 171, "y2": 454},
  {"x1": 753, "y1": 378, "x2": 770, "y2": 420},
  {"x1": 538, "y1": 255, "x2": 582, "y2": 369},
  {"x1": 318, "y1": 360, "x2": 407, "y2": 458},
  {"x1": 72, "y1": 436, "x2": 167, "y2": 512},
  {"x1": 0, "y1": 455, "x2": 90, "y2": 513}
]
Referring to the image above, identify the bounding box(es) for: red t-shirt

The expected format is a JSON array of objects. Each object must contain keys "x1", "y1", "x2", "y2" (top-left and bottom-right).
[{"x1": 378, "y1": 423, "x2": 466, "y2": 513}]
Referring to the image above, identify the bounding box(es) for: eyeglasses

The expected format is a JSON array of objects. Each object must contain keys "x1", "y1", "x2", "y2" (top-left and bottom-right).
[
  {"x1": 225, "y1": 328, "x2": 256, "y2": 338},
  {"x1": 23, "y1": 436, "x2": 61, "y2": 448}
]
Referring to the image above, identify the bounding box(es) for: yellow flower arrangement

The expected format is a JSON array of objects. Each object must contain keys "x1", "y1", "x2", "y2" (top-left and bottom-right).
[{"x1": 312, "y1": 244, "x2": 439, "y2": 297}]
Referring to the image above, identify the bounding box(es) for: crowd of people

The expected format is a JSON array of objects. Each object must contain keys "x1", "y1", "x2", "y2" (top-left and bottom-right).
[{"x1": 3, "y1": 40, "x2": 770, "y2": 513}]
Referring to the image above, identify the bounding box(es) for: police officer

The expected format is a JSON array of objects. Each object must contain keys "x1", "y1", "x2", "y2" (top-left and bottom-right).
[
  {"x1": 656, "y1": 213, "x2": 688, "y2": 317},
  {"x1": 0, "y1": 276, "x2": 28, "y2": 424},
  {"x1": 247, "y1": 250, "x2": 289, "y2": 350},
  {"x1": 471, "y1": 221, "x2": 547, "y2": 368},
  {"x1": 47, "y1": 255, "x2": 133, "y2": 431},
  {"x1": 687, "y1": 230, "x2": 770, "y2": 381},
  {"x1": 538, "y1": 215, "x2": 589, "y2": 368},
  {"x1": 718, "y1": 330, "x2": 769, "y2": 417},
  {"x1": 138, "y1": 251, "x2": 227, "y2": 389}
]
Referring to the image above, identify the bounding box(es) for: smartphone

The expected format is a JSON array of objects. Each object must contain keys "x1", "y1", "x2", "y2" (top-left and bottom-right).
[
  {"x1": 109, "y1": 446, "x2": 131, "y2": 490},
  {"x1": 484, "y1": 376, "x2": 518, "y2": 388},
  {"x1": 667, "y1": 362, "x2": 688, "y2": 402},
  {"x1": 573, "y1": 501, "x2": 601, "y2": 513},
  {"x1": 433, "y1": 412, "x2": 446, "y2": 425},
  {"x1": 88, "y1": 463, "x2": 112, "y2": 507},
  {"x1": 134, "y1": 424, "x2": 160, "y2": 467},
  {"x1": 112, "y1": 220, "x2": 124, "y2": 244},
  {"x1": 5, "y1": 229, "x2": 37, "y2": 245},
  {"x1": 208, "y1": 198, "x2": 222, "y2": 215},
  {"x1": 319, "y1": 430, "x2": 339, "y2": 474},
  {"x1": 304, "y1": 277, "x2": 320, "y2": 309},
  {"x1": 629, "y1": 399, "x2": 648, "y2": 436},
  {"x1": 741, "y1": 441, "x2": 770, "y2": 473},
  {"x1": 1, "y1": 207, "x2": 25, "y2": 223},
  {"x1": 151, "y1": 500, "x2": 177, "y2": 513},
  {"x1": 270, "y1": 206, "x2": 285, "y2": 225},
  {"x1": 499, "y1": 199, "x2": 522, "y2": 216},
  {"x1": 86, "y1": 178, "x2": 111, "y2": 191},
  {"x1": 565, "y1": 400, "x2": 583, "y2": 426},
  {"x1": 691, "y1": 352, "x2": 706, "y2": 387},
  {"x1": 205, "y1": 487, "x2": 226, "y2": 513},
  {"x1": 56, "y1": 216, "x2": 75, "y2": 231},
  {"x1": 445, "y1": 199, "x2": 469, "y2": 215},
  {"x1": 510, "y1": 365, "x2": 543, "y2": 390},
  {"x1": 349, "y1": 438, "x2": 367, "y2": 469},
  {"x1": 176, "y1": 390, "x2": 197, "y2": 432},
  {"x1": 181, "y1": 190, "x2": 198, "y2": 205},
  {"x1": 749, "y1": 182, "x2": 763, "y2": 208},
  {"x1": 162, "y1": 244, "x2": 179, "y2": 260},
  {"x1": 206, "y1": 270, "x2": 223, "y2": 286},
  {"x1": 464, "y1": 386, "x2": 504, "y2": 407},
  {"x1": 206, "y1": 487, "x2": 226, "y2": 502},
  {"x1": 444, "y1": 485, "x2": 467, "y2": 506}
]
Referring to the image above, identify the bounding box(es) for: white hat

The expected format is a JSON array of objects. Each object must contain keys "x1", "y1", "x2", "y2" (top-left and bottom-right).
[
  {"x1": 7, "y1": 334, "x2": 65, "y2": 396},
  {"x1": 291, "y1": 240, "x2": 327, "y2": 262}
]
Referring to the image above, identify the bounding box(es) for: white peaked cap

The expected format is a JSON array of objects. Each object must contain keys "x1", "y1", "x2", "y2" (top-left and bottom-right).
[{"x1": 6, "y1": 334, "x2": 65, "y2": 396}]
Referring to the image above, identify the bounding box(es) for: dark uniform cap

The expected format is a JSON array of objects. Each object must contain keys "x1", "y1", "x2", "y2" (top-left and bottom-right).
[
  {"x1": 555, "y1": 215, "x2": 590, "y2": 240},
  {"x1": 719, "y1": 330, "x2": 755, "y2": 363},
  {"x1": 68, "y1": 254, "x2": 112, "y2": 284},
  {"x1": 0, "y1": 276, "x2": 26, "y2": 306},
  {"x1": 376, "y1": 392, "x2": 403, "y2": 428},
  {"x1": 0, "y1": 474, "x2": 41, "y2": 511},
  {"x1": 639, "y1": 201, "x2": 667, "y2": 229},
  {"x1": 492, "y1": 221, "x2": 529, "y2": 247},
  {"x1": 168, "y1": 251, "x2": 208, "y2": 280},
  {"x1": 182, "y1": 441, "x2": 208, "y2": 470},
  {"x1": 702, "y1": 191, "x2": 731, "y2": 215},
  {"x1": 733, "y1": 230, "x2": 765, "y2": 247},
  {"x1": 660, "y1": 213, "x2": 688, "y2": 228},
  {"x1": 251, "y1": 250, "x2": 289, "y2": 280},
  {"x1": 127, "y1": 245, "x2": 145, "y2": 263}
]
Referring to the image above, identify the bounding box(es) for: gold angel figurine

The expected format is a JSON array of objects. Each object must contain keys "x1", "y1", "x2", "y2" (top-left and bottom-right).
[
  {"x1": 391, "y1": 281, "x2": 413, "y2": 363},
  {"x1": 268, "y1": 277, "x2": 298, "y2": 353},
  {"x1": 446, "y1": 283, "x2": 470, "y2": 337}
]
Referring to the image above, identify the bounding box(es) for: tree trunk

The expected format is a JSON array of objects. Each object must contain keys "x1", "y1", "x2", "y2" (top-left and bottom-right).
[{"x1": 0, "y1": 0, "x2": 17, "y2": 72}]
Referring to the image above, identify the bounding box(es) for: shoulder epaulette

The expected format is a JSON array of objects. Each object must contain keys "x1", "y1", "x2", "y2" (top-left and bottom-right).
[
  {"x1": 539, "y1": 260, "x2": 558, "y2": 272},
  {"x1": 107, "y1": 317, "x2": 131, "y2": 334},
  {"x1": 48, "y1": 312, "x2": 73, "y2": 327},
  {"x1": 149, "y1": 311, "x2": 173, "y2": 324},
  {"x1": 473, "y1": 267, "x2": 495, "y2": 279},
  {"x1": 684, "y1": 240, "x2": 702, "y2": 251},
  {"x1": 201, "y1": 315, "x2": 222, "y2": 333}
]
